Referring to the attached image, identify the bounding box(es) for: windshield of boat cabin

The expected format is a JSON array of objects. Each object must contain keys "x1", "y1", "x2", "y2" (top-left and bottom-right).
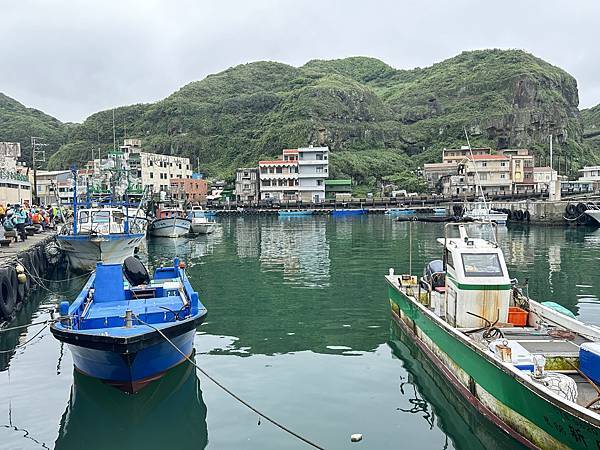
[{"x1": 461, "y1": 253, "x2": 503, "y2": 277}]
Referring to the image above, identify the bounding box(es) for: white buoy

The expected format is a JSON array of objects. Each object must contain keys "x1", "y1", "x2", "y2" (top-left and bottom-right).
[{"x1": 351, "y1": 434, "x2": 363, "y2": 442}]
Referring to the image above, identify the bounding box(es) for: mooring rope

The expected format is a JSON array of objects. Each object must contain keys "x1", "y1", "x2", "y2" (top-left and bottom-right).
[
  {"x1": 0, "y1": 320, "x2": 50, "y2": 333},
  {"x1": 0, "y1": 323, "x2": 48, "y2": 354},
  {"x1": 133, "y1": 314, "x2": 326, "y2": 450}
]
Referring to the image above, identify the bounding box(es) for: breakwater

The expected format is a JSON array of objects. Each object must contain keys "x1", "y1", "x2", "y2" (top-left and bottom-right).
[{"x1": 0, "y1": 230, "x2": 61, "y2": 325}]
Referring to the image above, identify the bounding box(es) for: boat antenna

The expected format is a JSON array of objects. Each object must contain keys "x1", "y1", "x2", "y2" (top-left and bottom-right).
[
  {"x1": 463, "y1": 127, "x2": 496, "y2": 243},
  {"x1": 408, "y1": 220, "x2": 413, "y2": 275},
  {"x1": 112, "y1": 109, "x2": 116, "y2": 152}
]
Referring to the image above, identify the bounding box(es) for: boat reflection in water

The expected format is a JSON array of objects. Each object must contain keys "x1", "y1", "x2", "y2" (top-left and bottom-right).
[
  {"x1": 55, "y1": 356, "x2": 208, "y2": 450},
  {"x1": 388, "y1": 322, "x2": 526, "y2": 450}
]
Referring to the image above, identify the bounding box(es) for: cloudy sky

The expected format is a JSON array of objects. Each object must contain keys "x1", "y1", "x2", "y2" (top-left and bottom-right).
[{"x1": 2, "y1": 0, "x2": 599, "y2": 122}]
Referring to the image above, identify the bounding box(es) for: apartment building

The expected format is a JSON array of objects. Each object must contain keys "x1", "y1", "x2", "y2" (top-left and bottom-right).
[
  {"x1": 465, "y1": 154, "x2": 512, "y2": 194},
  {"x1": 297, "y1": 146, "x2": 329, "y2": 202},
  {"x1": 258, "y1": 158, "x2": 298, "y2": 201},
  {"x1": 498, "y1": 148, "x2": 535, "y2": 193},
  {"x1": 90, "y1": 139, "x2": 192, "y2": 195},
  {"x1": 170, "y1": 177, "x2": 208, "y2": 204},
  {"x1": 235, "y1": 168, "x2": 260, "y2": 203},
  {"x1": 258, "y1": 146, "x2": 329, "y2": 202}
]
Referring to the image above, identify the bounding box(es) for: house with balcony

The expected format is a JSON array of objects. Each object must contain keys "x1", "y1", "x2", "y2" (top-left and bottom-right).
[{"x1": 258, "y1": 158, "x2": 298, "y2": 201}]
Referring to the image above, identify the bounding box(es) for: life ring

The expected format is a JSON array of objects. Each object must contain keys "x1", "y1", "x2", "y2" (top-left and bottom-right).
[
  {"x1": 0, "y1": 267, "x2": 17, "y2": 320},
  {"x1": 577, "y1": 203, "x2": 588, "y2": 215}
]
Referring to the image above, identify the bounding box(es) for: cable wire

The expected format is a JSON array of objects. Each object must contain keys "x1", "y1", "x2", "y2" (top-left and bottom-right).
[{"x1": 133, "y1": 314, "x2": 326, "y2": 450}]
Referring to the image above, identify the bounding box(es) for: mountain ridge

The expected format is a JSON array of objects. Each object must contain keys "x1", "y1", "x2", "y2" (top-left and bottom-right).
[{"x1": 0, "y1": 49, "x2": 597, "y2": 188}]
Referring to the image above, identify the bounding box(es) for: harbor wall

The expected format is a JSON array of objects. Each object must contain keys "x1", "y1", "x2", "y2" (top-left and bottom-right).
[
  {"x1": 0, "y1": 231, "x2": 62, "y2": 325},
  {"x1": 488, "y1": 201, "x2": 572, "y2": 225}
]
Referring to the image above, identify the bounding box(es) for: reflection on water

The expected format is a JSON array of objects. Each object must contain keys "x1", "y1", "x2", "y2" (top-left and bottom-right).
[
  {"x1": 389, "y1": 322, "x2": 526, "y2": 450},
  {"x1": 54, "y1": 360, "x2": 208, "y2": 450},
  {"x1": 260, "y1": 217, "x2": 330, "y2": 288},
  {"x1": 1, "y1": 216, "x2": 600, "y2": 450}
]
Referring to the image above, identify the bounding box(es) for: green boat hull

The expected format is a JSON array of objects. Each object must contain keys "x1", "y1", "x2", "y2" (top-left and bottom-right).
[{"x1": 389, "y1": 284, "x2": 600, "y2": 450}]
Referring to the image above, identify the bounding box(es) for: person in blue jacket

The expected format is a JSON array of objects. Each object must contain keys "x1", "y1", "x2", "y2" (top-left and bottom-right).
[{"x1": 12, "y1": 204, "x2": 27, "y2": 242}]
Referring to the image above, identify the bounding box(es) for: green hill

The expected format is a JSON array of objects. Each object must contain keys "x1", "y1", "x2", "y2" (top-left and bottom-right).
[
  {"x1": 1, "y1": 49, "x2": 597, "y2": 188},
  {"x1": 581, "y1": 104, "x2": 600, "y2": 154},
  {"x1": 0, "y1": 93, "x2": 68, "y2": 163}
]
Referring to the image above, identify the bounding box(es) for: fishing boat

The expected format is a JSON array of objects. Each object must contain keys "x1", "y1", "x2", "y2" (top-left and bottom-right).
[
  {"x1": 278, "y1": 209, "x2": 313, "y2": 217},
  {"x1": 149, "y1": 207, "x2": 191, "y2": 238},
  {"x1": 331, "y1": 209, "x2": 366, "y2": 217},
  {"x1": 51, "y1": 257, "x2": 207, "y2": 393},
  {"x1": 386, "y1": 221, "x2": 600, "y2": 448},
  {"x1": 188, "y1": 206, "x2": 217, "y2": 234},
  {"x1": 385, "y1": 208, "x2": 415, "y2": 216},
  {"x1": 463, "y1": 202, "x2": 508, "y2": 224},
  {"x1": 57, "y1": 206, "x2": 146, "y2": 272}
]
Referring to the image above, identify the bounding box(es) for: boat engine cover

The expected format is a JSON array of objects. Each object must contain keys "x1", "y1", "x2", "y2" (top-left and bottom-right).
[{"x1": 123, "y1": 256, "x2": 150, "y2": 287}]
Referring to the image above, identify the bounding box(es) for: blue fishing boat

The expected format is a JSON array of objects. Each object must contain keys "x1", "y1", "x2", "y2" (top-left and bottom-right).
[
  {"x1": 50, "y1": 257, "x2": 207, "y2": 393},
  {"x1": 331, "y1": 209, "x2": 366, "y2": 216},
  {"x1": 278, "y1": 209, "x2": 313, "y2": 217}
]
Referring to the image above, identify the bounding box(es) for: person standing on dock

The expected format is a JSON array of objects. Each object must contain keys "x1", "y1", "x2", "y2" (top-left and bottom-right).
[{"x1": 12, "y1": 204, "x2": 27, "y2": 242}]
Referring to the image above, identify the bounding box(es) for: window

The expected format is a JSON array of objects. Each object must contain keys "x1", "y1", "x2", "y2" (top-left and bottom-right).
[
  {"x1": 500, "y1": 174, "x2": 506, "y2": 179},
  {"x1": 150, "y1": 172, "x2": 154, "y2": 179},
  {"x1": 481, "y1": 162, "x2": 487, "y2": 167},
  {"x1": 316, "y1": 166, "x2": 323, "y2": 173},
  {"x1": 317, "y1": 180, "x2": 323, "y2": 186},
  {"x1": 445, "y1": 250, "x2": 454, "y2": 269},
  {"x1": 461, "y1": 253, "x2": 503, "y2": 277},
  {"x1": 500, "y1": 162, "x2": 506, "y2": 167},
  {"x1": 316, "y1": 153, "x2": 323, "y2": 160}
]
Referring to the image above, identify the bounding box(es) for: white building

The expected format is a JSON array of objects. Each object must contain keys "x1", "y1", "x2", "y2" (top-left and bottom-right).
[
  {"x1": 297, "y1": 146, "x2": 328, "y2": 202},
  {"x1": 578, "y1": 166, "x2": 600, "y2": 183},
  {"x1": 258, "y1": 146, "x2": 329, "y2": 202},
  {"x1": 258, "y1": 153, "x2": 298, "y2": 201},
  {"x1": 0, "y1": 142, "x2": 32, "y2": 206},
  {"x1": 533, "y1": 167, "x2": 558, "y2": 192},
  {"x1": 91, "y1": 139, "x2": 192, "y2": 195}
]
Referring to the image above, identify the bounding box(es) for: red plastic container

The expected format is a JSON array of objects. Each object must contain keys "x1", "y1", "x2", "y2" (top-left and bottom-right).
[{"x1": 508, "y1": 306, "x2": 528, "y2": 327}]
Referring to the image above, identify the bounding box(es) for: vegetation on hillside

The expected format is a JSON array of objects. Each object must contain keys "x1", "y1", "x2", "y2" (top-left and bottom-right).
[{"x1": 1, "y1": 49, "x2": 599, "y2": 192}]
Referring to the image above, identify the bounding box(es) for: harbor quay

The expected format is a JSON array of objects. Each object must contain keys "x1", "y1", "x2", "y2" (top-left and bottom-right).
[{"x1": 0, "y1": 228, "x2": 61, "y2": 325}]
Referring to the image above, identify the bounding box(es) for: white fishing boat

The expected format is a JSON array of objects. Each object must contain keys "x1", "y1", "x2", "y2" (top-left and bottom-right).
[
  {"x1": 463, "y1": 202, "x2": 508, "y2": 224},
  {"x1": 585, "y1": 208, "x2": 600, "y2": 225},
  {"x1": 386, "y1": 221, "x2": 600, "y2": 448},
  {"x1": 149, "y1": 207, "x2": 191, "y2": 238},
  {"x1": 57, "y1": 206, "x2": 146, "y2": 272},
  {"x1": 188, "y1": 206, "x2": 217, "y2": 234}
]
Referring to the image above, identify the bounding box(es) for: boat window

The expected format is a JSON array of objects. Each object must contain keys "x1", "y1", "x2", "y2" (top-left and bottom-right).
[
  {"x1": 79, "y1": 211, "x2": 89, "y2": 223},
  {"x1": 461, "y1": 253, "x2": 503, "y2": 277},
  {"x1": 444, "y1": 250, "x2": 454, "y2": 269},
  {"x1": 91, "y1": 211, "x2": 110, "y2": 223}
]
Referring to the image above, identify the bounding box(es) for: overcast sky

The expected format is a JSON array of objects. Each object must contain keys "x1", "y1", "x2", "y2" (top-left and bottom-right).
[{"x1": 2, "y1": 0, "x2": 599, "y2": 123}]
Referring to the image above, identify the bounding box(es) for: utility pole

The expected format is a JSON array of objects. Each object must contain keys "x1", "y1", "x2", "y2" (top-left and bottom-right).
[{"x1": 31, "y1": 137, "x2": 48, "y2": 205}]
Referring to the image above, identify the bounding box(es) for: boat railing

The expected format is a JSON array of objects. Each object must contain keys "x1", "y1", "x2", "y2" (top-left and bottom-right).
[
  {"x1": 443, "y1": 221, "x2": 498, "y2": 248},
  {"x1": 60, "y1": 209, "x2": 145, "y2": 236}
]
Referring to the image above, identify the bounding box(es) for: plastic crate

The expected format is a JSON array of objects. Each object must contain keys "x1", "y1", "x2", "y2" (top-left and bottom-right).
[{"x1": 508, "y1": 306, "x2": 528, "y2": 327}]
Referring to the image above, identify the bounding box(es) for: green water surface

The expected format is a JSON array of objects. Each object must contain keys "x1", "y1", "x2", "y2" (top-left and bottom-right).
[{"x1": 1, "y1": 216, "x2": 599, "y2": 449}]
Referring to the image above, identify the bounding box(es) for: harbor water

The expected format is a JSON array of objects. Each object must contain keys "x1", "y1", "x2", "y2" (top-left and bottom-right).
[{"x1": 1, "y1": 216, "x2": 599, "y2": 449}]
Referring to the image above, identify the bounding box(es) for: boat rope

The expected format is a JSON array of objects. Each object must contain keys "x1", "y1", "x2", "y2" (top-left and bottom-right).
[
  {"x1": 563, "y1": 213, "x2": 587, "y2": 222},
  {"x1": 0, "y1": 323, "x2": 48, "y2": 354},
  {"x1": 133, "y1": 314, "x2": 326, "y2": 450},
  {"x1": 20, "y1": 265, "x2": 86, "y2": 298},
  {"x1": 0, "y1": 320, "x2": 50, "y2": 332}
]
